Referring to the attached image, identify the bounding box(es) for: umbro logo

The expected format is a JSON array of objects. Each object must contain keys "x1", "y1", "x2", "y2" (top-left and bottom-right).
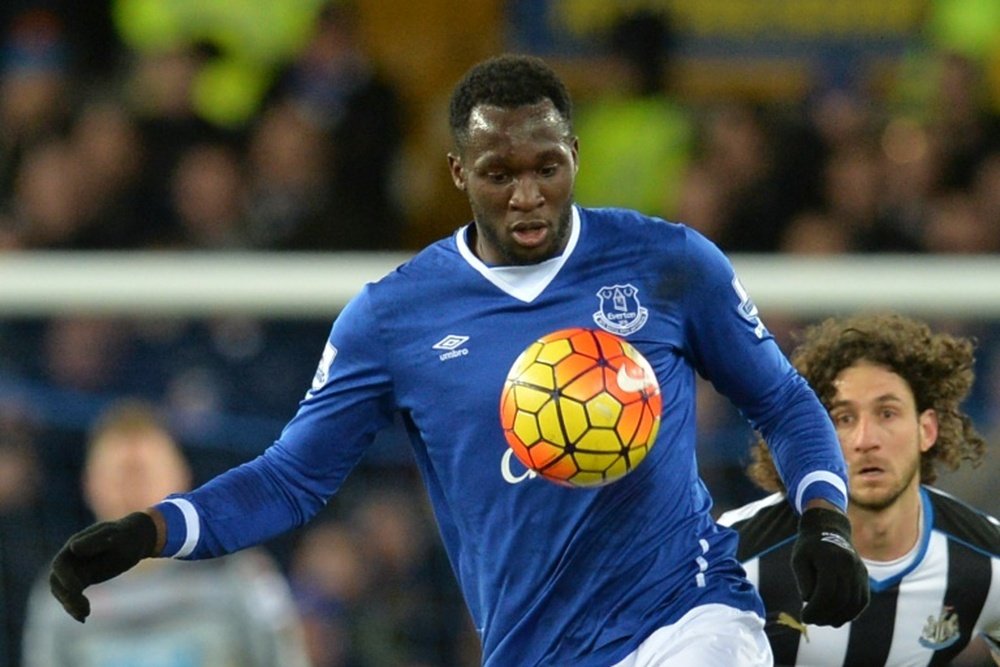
[
  {"x1": 433, "y1": 335, "x2": 468, "y2": 351},
  {"x1": 433, "y1": 335, "x2": 469, "y2": 361}
]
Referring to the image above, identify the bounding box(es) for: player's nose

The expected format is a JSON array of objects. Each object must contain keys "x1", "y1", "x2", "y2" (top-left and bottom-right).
[
  {"x1": 509, "y1": 176, "x2": 544, "y2": 210},
  {"x1": 848, "y1": 415, "x2": 880, "y2": 452}
]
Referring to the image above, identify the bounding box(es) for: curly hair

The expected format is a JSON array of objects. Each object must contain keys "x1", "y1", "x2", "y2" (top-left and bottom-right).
[
  {"x1": 448, "y1": 54, "x2": 573, "y2": 150},
  {"x1": 747, "y1": 312, "x2": 986, "y2": 492}
]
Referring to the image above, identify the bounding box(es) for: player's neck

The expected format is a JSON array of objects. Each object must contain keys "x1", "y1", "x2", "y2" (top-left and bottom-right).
[{"x1": 848, "y1": 484, "x2": 923, "y2": 562}]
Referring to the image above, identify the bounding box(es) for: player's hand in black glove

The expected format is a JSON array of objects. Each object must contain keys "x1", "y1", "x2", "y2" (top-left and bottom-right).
[
  {"x1": 49, "y1": 511, "x2": 160, "y2": 622},
  {"x1": 791, "y1": 506, "x2": 869, "y2": 627}
]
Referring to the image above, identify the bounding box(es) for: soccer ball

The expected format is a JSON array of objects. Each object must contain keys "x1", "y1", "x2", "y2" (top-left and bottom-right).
[{"x1": 500, "y1": 327, "x2": 662, "y2": 488}]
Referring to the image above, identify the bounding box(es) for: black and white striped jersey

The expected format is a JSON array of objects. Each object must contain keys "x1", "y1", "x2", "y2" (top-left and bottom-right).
[{"x1": 718, "y1": 486, "x2": 1000, "y2": 666}]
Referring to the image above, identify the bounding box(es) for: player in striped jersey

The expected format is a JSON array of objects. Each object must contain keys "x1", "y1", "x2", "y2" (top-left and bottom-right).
[{"x1": 719, "y1": 313, "x2": 1000, "y2": 666}]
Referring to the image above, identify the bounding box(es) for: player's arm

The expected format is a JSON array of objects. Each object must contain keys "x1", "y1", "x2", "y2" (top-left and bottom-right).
[
  {"x1": 988, "y1": 635, "x2": 1000, "y2": 666},
  {"x1": 679, "y1": 230, "x2": 847, "y2": 511},
  {"x1": 981, "y1": 620, "x2": 1000, "y2": 665},
  {"x1": 50, "y1": 288, "x2": 396, "y2": 622},
  {"x1": 946, "y1": 632, "x2": 1000, "y2": 666},
  {"x1": 680, "y1": 229, "x2": 868, "y2": 626}
]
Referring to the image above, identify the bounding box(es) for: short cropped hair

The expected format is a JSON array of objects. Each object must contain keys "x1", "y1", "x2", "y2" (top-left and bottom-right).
[
  {"x1": 448, "y1": 54, "x2": 573, "y2": 150},
  {"x1": 748, "y1": 312, "x2": 986, "y2": 492}
]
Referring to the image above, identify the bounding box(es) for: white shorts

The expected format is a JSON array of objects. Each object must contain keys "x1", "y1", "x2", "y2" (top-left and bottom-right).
[{"x1": 612, "y1": 604, "x2": 773, "y2": 667}]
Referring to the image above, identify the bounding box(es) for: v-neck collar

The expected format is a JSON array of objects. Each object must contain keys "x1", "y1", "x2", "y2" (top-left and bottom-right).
[{"x1": 455, "y1": 206, "x2": 581, "y2": 303}]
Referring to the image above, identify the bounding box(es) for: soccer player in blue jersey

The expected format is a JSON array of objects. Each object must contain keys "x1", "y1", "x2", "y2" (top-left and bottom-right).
[
  {"x1": 48, "y1": 54, "x2": 868, "y2": 666},
  {"x1": 719, "y1": 313, "x2": 1000, "y2": 666}
]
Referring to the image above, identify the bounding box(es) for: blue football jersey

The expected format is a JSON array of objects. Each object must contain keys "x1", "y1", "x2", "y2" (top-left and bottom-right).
[{"x1": 156, "y1": 206, "x2": 848, "y2": 666}]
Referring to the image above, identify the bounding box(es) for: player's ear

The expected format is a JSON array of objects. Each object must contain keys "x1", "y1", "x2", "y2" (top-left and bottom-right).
[
  {"x1": 569, "y1": 136, "x2": 579, "y2": 174},
  {"x1": 447, "y1": 153, "x2": 466, "y2": 191},
  {"x1": 918, "y1": 408, "x2": 938, "y2": 452}
]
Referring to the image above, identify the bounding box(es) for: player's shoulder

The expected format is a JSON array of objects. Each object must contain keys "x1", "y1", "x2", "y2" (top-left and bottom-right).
[
  {"x1": 717, "y1": 493, "x2": 798, "y2": 561},
  {"x1": 578, "y1": 206, "x2": 726, "y2": 271},
  {"x1": 925, "y1": 486, "x2": 1000, "y2": 556},
  {"x1": 579, "y1": 205, "x2": 688, "y2": 243},
  {"x1": 382, "y1": 235, "x2": 457, "y2": 281},
  {"x1": 362, "y1": 234, "x2": 459, "y2": 300}
]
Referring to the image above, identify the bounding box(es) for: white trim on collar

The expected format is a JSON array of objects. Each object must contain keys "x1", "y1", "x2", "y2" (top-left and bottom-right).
[{"x1": 455, "y1": 206, "x2": 581, "y2": 303}]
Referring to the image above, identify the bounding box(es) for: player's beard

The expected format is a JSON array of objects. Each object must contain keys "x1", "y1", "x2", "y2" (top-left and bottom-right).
[
  {"x1": 849, "y1": 448, "x2": 922, "y2": 512},
  {"x1": 473, "y1": 200, "x2": 573, "y2": 266}
]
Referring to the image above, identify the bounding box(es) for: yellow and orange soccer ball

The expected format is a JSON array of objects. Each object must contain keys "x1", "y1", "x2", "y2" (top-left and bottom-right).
[{"x1": 500, "y1": 328, "x2": 662, "y2": 488}]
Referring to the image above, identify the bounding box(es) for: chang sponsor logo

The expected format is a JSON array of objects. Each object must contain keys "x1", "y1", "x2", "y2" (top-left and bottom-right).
[{"x1": 500, "y1": 448, "x2": 538, "y2": 484}]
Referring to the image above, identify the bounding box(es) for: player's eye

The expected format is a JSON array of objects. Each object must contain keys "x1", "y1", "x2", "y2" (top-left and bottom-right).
[
  {"x1": 485, "y1": 171, "x2": 510, "y2": 184},
  {"x1": 538, "y1": 164, "x2": 558, "y2": 177},
  {"x1": 831, "y1": 412, "x2": 854, "y2": 427}
]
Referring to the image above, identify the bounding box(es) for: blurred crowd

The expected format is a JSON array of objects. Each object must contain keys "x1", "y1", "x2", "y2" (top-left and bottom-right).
[
  {"x1": 568, "y1": 8, "x2": 1000, "y2": 256},
  {"x1": 0, "y1": 4, "x2": 996, "y2": 256},
  {"x1": 672, "y1": 57, "x2": 1000, "y2": 255},
  {"x1": 0, "y1": 2, "x2": 405, "y2": 252},
  {"x1": 1, "y1": 1, "x2": 1000, "y2": 666}
]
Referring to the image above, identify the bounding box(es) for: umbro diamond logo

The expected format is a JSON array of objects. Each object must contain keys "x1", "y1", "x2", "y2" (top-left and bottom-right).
[
  {"x1": 433, "y1": 335, "x2": 469, "y2": 361},
  {"x1": 433, "y1": 335, "x2": 469, "y2": 351}
]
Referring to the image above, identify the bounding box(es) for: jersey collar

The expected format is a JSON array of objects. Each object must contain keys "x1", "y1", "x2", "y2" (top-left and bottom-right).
[
  {"x1": 865, "y1": 487, "x2": 934, "y2": 592},
  {"x1": 455, "y1": 205, "x2": 581, "y2": 303}
]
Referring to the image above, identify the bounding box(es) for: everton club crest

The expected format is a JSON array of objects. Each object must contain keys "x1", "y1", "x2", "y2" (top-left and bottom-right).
[{"x1": 593, "y1": 284, "x2": 648, "y2": 336}]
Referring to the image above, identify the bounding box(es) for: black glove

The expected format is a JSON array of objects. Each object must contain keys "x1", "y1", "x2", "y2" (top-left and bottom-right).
[
  {"x1": 49, "y1": 511, "x2": 159, "y2": 622},
  {"x1": 791, "y1": 507, "x2": 869, "y2": 627}
]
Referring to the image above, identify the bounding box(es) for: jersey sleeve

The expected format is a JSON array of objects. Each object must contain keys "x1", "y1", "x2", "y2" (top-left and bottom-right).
[
  {"x1": 679, "y1": 228, "x2": 847, "y2": 512},
  {"x1": 155, "y1": 286, "x2": 397, "y2": 558}
]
